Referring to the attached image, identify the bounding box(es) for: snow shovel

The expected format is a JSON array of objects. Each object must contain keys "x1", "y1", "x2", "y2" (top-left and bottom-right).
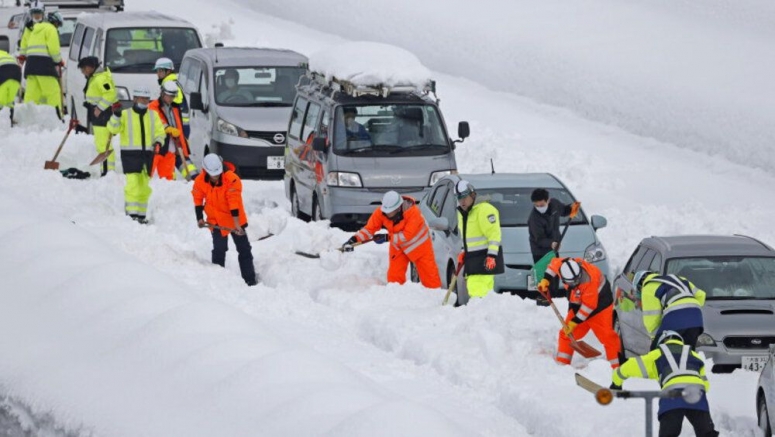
[
  {"x1": 200, "y1": 223, "x2": 243, "y2": 234},
  {"x1": 295, "y1": 241, "x2": 365, "y2": 259},
  {"x1": 89, "y1": 135, "x2": 114, "y2": 166},
  {"x1": 538, "y1": 287, "x2": 601, "y2": 358},
  {"x1": 442, "y1": 262, "x2": 465, "y2": 306},
  {"x1": 173, "y1": 137, "x2": 194, "y2": 181},
  {"x1": 530, "y1": 217, "x2": 573, "y2": 286},
  {"x1": 44, "y1": 125, "x2": 74, "y2": 170},
  {"x1": 256, "y1": 233, "x2": 274, "y2": 241}
]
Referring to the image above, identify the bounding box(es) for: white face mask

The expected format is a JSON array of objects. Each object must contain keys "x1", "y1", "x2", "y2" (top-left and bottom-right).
[
  {"x1": 134, "y1": 102, "x2": 148, "y2": 110},
  {"x1": 535, "y1": 205, "x2": 548, "y2": 214},
  {"x1": 225, "y1": 78, "x2": 236, "y2": 88}
]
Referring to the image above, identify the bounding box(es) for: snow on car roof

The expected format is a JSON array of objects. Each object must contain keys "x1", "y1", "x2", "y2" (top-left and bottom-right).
[{"x1": 309, "y1": 41, "x2": 432, "y2": 89}]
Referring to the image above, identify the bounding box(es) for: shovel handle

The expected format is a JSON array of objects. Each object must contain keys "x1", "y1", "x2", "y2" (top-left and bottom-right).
[
  {"x1": 49, "y1": 125, "x2": 73, "y2": 162},
  {"x1": 442, "y1": 261, "x2": 465, "y2": 306}
]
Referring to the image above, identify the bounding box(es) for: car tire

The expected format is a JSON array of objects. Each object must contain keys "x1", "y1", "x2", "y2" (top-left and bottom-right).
[
  {"x1": 311, "y1": 195, "x2": 323, "y2": 222},
  {"x1": 410, "y1": 263, "x2": 419, "y2": 283},
  {"x1": 291, "y1": 183, "x2": 310, "y2": 222},
  {"x1": 613, "y1": 314, "x2": 627, "y2": 364},
  {"x1": 760, "y1": 393, "x2": 773, "y2": 436}
]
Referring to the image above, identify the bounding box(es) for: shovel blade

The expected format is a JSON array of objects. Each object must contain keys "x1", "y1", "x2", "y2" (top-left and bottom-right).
[
  {"x1": 89, "y1": 149, "x2": 113, "y2": 166},
  {"x1": 44, "y1": 160, "x2": 60, "y2": 170},
  {"x1": 570, "y1": 339, "x2": 602, "y2": 358},
  {"x1": 294, "y1": 251, "x2": 321, "y2": 259}
]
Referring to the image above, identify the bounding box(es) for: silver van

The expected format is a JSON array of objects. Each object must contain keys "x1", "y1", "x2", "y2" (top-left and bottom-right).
[
  {"x1": 284, "y1": 72, "x2": 469, "y2": 228},
  {"x1": 181, "y1": 47, "x2": 308, "y2": 179}
]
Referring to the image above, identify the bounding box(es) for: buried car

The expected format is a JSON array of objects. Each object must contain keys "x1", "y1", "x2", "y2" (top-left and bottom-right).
[
  {"x1": 614, "y1": 235, "x2": 775, "y2": 372},
  {"x1": 414, "y1": 173, "x2": 610, "y2": 304}
]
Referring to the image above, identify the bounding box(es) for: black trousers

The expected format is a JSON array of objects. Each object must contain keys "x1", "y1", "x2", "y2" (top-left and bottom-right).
[
  {"x1": 659, "y1": 409, "x2": 718, "y2": 437},
  {"x1": 651, "y1": 327, "x2": 704, "y2": 350},
  {"x1": 212, "y1": 229, "x2": 257, "y2": 286}
]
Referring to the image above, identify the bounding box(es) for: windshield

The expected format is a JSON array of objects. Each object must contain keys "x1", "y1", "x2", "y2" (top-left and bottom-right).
[
  {"x1": 666, "y1": 256, "x2": 775, "y2": 300},
  {"x1": 105, "y1": 27, "x2": 201, "y2": 73},
  {"x1": 474, "y1": 187, "x2": 584, "y2": 227},
  {"x1": 332, "y1": 104, "x2": 450, "y2": 156},
  {"x1": 214, "y1": 66, "x2": 303, "y2": 107},
  {"x1": 60, "y1": 17, "x2": 76, "y2": 47}
]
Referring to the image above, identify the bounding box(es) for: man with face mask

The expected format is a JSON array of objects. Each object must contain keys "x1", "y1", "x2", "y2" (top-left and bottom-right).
[
  {"x1": 153, "y1": 57, "x2": 189, "y2": 136},
  {"x1": 107, "y1": 87, "x2": 166, "y2": 224},
  {"x1": 342, "y1": 106, "x2": 371, "y2": 141},
  {"x1": 342, "y1": 191, "x2": 441, "y2": 288},
  {"x1": 216, "y1": 69, "x2": 253, "y2": 104}
]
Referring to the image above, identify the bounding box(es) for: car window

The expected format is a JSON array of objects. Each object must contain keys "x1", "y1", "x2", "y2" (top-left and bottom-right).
[
  {"x1": 178, "y1": 58, "x2": 192, "y2": 91},
  {"x1": 199, "y1": 68, "x2": 209, "y2": 110},
  {"x1": 104, "y1": 27, "x2": 201, "y2": 73},
  {"x1": 60, "y1": 18, "x2": 77, "y2": 47},
  {"x1": 623, "y1": 245, "x2": 650, "y2": 279},
  {"x1": 68, "y1": 24, "x2": 84, "y2": 61},
  {"x1": 667, "y1": 256, "x2": 775, "y2": 300},
  {"x1": 289, "y1": 97, "x2": 307, "y2": 140},
  {"x1": 318, "y1": 110, "x2": 330, "y2": 139},
  {"x1": 648, "y1": 253, "x2": 662, "y2": 272},
  {"x1": 439, "y1": 183, "x2": 458, "y2": 234},
  {"x1": 634, "y1": 249, "x2": 656, "y2": 273},
  {"x1": 302, "y1": 102, "x2": 321, "y2": 143},
  {"x1": 428, "y1": 183, "x2": 450, "y2": 216},
  {"x1": 469, "y1": 187, "x2": 584, "y2": 227},
  {"x1": 81, "y1": 27, "x2": 96, "y2": 57},
  {"x1": 213, "y1": 66, "x2": 304, "y2": 107}
]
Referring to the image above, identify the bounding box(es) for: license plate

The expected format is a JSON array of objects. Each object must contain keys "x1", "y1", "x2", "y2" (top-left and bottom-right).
[
  {"x1": 742, "y1": 355, "x2": 769, "y2": 372},
  {"x1": 527, "y1": 274, "x2": 537, "y2": 291},
  {"x1": 267, "y1": 156, "x2": 284, "y2": 169}
]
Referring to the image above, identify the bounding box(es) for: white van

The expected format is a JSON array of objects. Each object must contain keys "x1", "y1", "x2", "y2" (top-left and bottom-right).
[{"x1": 65, "y1": 11, "x2": 203, "y2": 124}]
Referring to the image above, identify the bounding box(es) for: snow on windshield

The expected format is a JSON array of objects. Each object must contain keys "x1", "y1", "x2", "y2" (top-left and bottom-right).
[{"x1": 309, "y1": 41, "x2": 432, "y2": 88}]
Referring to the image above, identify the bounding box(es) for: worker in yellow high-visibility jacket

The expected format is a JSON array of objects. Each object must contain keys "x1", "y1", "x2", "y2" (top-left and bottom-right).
[{"x1": 19, "y1": 6, "x2": 63, "y2": 117}]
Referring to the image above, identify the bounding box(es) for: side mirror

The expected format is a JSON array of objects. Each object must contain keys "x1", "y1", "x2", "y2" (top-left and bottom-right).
[
  {"x1": 591, "y1": 215, "x2": 608, "y2": 230},
  {"x1": 190, "y1": 92, "x2": 204, "y2": 112},
  {"x1": 456, "y1": 121, "x2": 470, "y2": 143},
  {"x1": 312, "y1": 137, "x2": 327, "y2": 152},
  {"x1": 214, "y1": 42, "x2": 224, "y2": 48},
  {"x1": 428, "y1": 216, "x2": 449, "y2": 232}
]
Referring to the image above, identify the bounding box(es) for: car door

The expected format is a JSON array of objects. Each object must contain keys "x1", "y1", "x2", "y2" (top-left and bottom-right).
[
  {"x1": 615, "y1": 245, "x2": 650, "y2": 350},
  {"x1": 426, "y1": 181, "x2": 453, "y2": 281},
  {"x1": 65, "y1": 23, "x2": 87, "y2": 120},
  {"x1": 185, "y1": 59, "x2": 209, "y2": 160}
]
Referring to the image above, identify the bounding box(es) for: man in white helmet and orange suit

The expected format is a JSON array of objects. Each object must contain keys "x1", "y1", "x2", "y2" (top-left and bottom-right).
[
  {"x1": 538, "y1": 257, "x2": 621, "y2": 368},
  {"x1": 343, "y1": 191, "x2": 441, "y2": 288}
]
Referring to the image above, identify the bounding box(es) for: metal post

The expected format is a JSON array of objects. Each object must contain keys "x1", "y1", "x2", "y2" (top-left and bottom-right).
[{"x1": 643, "y1": 393, "x2": 656, "y2": 437}]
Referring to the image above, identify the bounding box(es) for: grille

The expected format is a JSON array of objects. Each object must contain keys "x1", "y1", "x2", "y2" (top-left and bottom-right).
[
  {"x1": 244, "y1": 131, "x2": 287, "y2": 144},
  {"x1": 238, "y1": 166, "x2": 284, "y2": 180},
  {"x1": 723, "y1": 336, "x2": 775, "y2": 350}
]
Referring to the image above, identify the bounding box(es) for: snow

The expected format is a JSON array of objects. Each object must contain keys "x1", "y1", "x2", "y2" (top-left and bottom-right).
[
  {"x1": 0, "y1": 0, "x2": 770, "y2": 436},
  {"x1": 309, "y1": 41, "x2": 432, "y2": 89}
]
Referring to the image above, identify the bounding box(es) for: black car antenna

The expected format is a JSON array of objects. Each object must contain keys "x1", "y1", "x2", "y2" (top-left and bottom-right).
[
  {"x1": 490, "y1": 158, "x2": 496, "y2": 174},
  {"x1": 214, "y1": 42, "x2": 224, "y2": 64}
]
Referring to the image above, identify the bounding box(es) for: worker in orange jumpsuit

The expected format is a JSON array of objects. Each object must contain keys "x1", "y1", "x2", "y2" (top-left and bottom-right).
[
  {"x1": 538, "y1": 257, "x2": 620, "y2": 368},
  {"x1": 149, "y1": 81, "x2": 198, "y2": 180},
  {"x1": 343, "y1": 190, "x2": 441, "y2": 288}
]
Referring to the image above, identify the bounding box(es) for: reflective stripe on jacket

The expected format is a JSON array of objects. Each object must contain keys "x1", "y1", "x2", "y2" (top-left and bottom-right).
[
  {"x1": 149, "y1": 97, "x2": 190, "y2": 156},
  {"x1": 545, "y1": 257, "x2": 612, "y2": 323},
  {"x1": 457, "y1": 201, "x2": 504, "y2": 275},
  {"x1": 192, "y1": 170, "x2": 247, "y2": 237},
  {"x1": 0, "y1": 50, "x2": 21, "y2": 84},
  {"x1": 355, "y1": 196, "x2": 434, "y2": 261},
  {"x1": 161, "y1": 74, "x2": 190, "y2": 130},
  {"x1": 642, "y1": 273, "x2": 706, "y2": 337},
  {"x1": 85, "y1": 68, "x2": 118, "y2": 111},
  {"x1": 107, "y1": 108, "x2": 165, "y2": 174},
  {"x1": 612, "y1": 339, "x2": 710, "y2": 416},
  {"x1": 20, "y1": 22, "x2": 60, "y2": 78}
]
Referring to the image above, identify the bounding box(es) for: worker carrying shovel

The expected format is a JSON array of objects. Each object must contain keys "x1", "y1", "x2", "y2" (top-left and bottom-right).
[{"x1": 538, "y1": 257, "x2": 620, "y2": 368}]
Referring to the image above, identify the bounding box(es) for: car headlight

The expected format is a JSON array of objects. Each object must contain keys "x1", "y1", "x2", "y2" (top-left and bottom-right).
[
  {"x1": 217, "y1": 118, "x2": 248, "y2": 138},
  {"x1": 584, "y1": 242, "x2": 606, "y2": 263},
  {"x1": 697, "y1": 333, "x2": 716, "y2": 347},
  {"x1": 116, "y1": 86, "x2": 130, "y2": 101},
  {"x1": 429, "y1": 170, "x2": 452, "y2": 186},
  {"x1": 326, "y1": 172, "x2": 362, "y2": 187}
]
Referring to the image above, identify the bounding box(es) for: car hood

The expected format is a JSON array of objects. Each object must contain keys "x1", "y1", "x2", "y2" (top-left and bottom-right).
[
  {"x1": 703, "y1": 300, "x2": 775, "y2": 337},
  {"x1": 333, "y1": 154, "x2": 454, "y2": 188},
  {"x1": 501, "y1": 225, "x2": 598, "y2": 265},
  {"x1": 215, "y1": 105, "x2": 291, "y2": 132}
]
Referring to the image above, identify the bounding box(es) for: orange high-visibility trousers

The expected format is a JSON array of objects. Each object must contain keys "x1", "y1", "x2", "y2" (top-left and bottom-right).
[
  {"x1": 152, "y1": 152, "x2": 176, "y2": 180},
  {"x1": 556, "y1": 305, "x2": 620, "y2": 368},
  {"x1": 387, "y1": 250, "x2": 442, "y2": 288}
]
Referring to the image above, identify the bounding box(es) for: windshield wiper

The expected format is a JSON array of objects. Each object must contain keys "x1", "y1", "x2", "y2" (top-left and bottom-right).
[
  {"x1": 245, "y1": 102, "x2": 292, "y2": 107},
  {"x1": 342, "y1": 147, "x2": 374, "y2": 155},
  {"x1": 390, "y1": 144, "x2": 448, "y2": 154},
  {"x1": 109, "y1": 62, "x2": 157, "y2": 72}
]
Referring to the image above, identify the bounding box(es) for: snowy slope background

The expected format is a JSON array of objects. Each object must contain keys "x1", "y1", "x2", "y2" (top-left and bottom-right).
[{"x1": 0, "y1": 0, "x2": 772, "y2": 436}]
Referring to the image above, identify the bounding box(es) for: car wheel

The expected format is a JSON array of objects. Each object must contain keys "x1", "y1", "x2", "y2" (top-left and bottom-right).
[
  {"x1": 760, "y1": 393, "x2": 773, "y2": 436},
  {"x1": 613, "y1": 314, "x2": 626, "y2": 364},
  {"x1": 291, "y1": 184, "x2": 310, "y2": 222},
  {"x1": 410, "y1": 263, "x2": 419, "y2": 283},
  {"x1": 311, "y1": 195, "x2": 324, "y2": 222}
]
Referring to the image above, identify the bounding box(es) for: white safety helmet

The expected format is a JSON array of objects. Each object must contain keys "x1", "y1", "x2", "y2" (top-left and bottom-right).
[
  {"x1": 380, "y1": 191, "x2": 402, "y2": 214},
  {"x1": 153, "y1": 57, "x2": 174, "y2": 71},
  {"x1": 455, "y1": 180, "x2": 475, "y2": 200},
  {"x1": 202, "y1": 153, "x2": 223, "y2": 176},
  {"x1": 161, "y1": 81, "x2": 178, "y2": 96},
  {"x1": 559, "y1": 258, "x2": 582, "y2": 286},
  {"x1": 658, "y1": 330, "x2": 683, "y2": 345},
  {"x1": 632, "y1": 270, "x2": 656, "y2": 292},
  {"x1": 29, "y1": 0, "x2": 45, "y2": 14},
  {"x1": 132, "y1": 87, "x2": 152, "y2": 99}
]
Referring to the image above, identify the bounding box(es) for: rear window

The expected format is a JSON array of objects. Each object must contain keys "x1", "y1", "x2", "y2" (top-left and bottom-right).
[
  {"x1": 474, "y1": 187, "x2": 584, "y2": 227},
  {"x1": 104, "y1": 27, "x2": 201, "y2": 73},
  {"x1": 666, "y1": 256, "x2": 775, "y2": 300}
]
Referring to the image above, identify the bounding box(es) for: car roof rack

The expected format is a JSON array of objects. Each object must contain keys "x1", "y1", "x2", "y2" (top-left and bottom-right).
[{"x1": 306, "y1": 71, "x2": 436, "y2": 100}]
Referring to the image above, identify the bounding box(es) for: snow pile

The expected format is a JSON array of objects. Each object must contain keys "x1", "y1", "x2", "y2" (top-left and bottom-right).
[{"x1": 309, "y1": 41, "x2": 432, "y2": 88}]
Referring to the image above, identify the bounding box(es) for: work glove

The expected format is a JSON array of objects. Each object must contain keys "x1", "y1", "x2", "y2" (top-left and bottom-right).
[
  {"x1": 609, "y1": 383, "x2": 622, "y2": 391},
  {"x1": 197, "y1": 219, "x2": 207, "y2": 228},
  {"x1": 563, "y1": 320, "x2": 578, "y2": 335},
  {"x1": 537, "y1": 278, "x2": 550, "y2": 293},
  {"x1": 569, "y1": 201, "x2": 581, "y2": 219},
  {"x1": 165, "y1": 126, "x2": 180, "y2": 137},
  {"x1": 342, "y1": 236, "x2": 357, "y2": 250},
  {"x1": 485, "y1": 255, "x2": 497, "y2": 271},
  {"x1": 111, "y1": 102, "x2": 123, "y2": 116},
  {"x1": 57, "y1": 60, "x2": 65, "y2": 68},
  {"x1": 372, "y1": 234, "x2": 387, "y2": 244},
  {"x1": 16, "y1": 55, "x2": 26, "y2": 65}
]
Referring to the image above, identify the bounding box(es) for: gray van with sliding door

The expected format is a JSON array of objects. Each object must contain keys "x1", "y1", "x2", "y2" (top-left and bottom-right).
[
  {"x1": 181, "y1": 47, "x2": 307, "y2": 179},
  {"x1": 284, "y1": 72, "x2": 469, "y2": 228}
]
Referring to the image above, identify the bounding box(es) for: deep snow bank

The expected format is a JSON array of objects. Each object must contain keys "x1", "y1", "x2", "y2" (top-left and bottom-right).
[
  {"x1": 0, "y1": 192, "x2": 474, "y2": 437},
  {"x1": 236, "y1": 0, "x2": 775, "y2": 172}
]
